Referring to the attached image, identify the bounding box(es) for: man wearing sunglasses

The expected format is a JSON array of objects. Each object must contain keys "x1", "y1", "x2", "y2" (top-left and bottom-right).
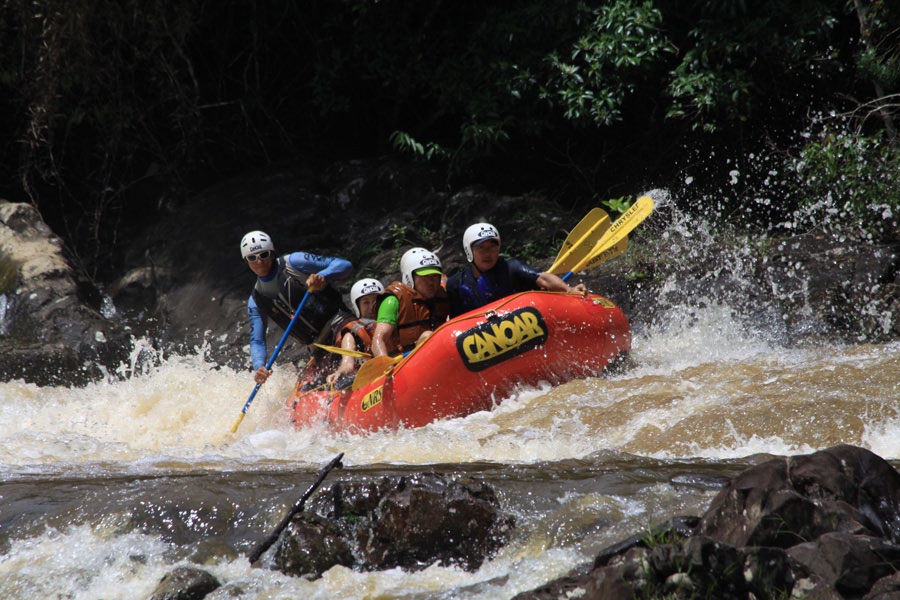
[{"x1": 240, "y1": 230, "x2": 353, "y2": 386}]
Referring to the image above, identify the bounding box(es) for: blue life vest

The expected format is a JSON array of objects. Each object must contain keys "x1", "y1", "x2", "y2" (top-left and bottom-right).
[{"x1": 446, "y1": 257, "x2": 541, "y2": 316}]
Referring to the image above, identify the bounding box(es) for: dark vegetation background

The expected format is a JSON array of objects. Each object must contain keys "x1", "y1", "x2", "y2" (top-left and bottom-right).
[{"x1": 1, "y1": 0, "x2": 898, "y2": 287}]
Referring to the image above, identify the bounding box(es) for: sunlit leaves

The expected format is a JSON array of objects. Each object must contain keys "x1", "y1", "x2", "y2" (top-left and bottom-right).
[{"x1": 540, "y1": 0, "x2": 668, "y2": 127}]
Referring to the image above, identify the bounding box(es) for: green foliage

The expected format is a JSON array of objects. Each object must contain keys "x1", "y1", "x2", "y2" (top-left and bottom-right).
[
  {"x1": 854, "y1": 0, "x2": 900, "y2": 91},
  {"x1": 389, "y1": 131, "x2": 450, "y2": 162},
  {"x1": 858, "y1": 48, "x2": 900, "y2": 90},
  {"x1": 790, "y1": 124, "x2": 900, "y2": 231},
  {"x1": 623, "y1": 271, "x2": 653, "y2": 283},
  {"x1": 540, "y1": 0, "x2": 669, "y2": 127},
  {"x1": 600, "y1": 196, "x2": 632, "y2": 214},
  {"x1": 665, "y1": 0, "x2": 842, "y2": 132},
  {"x1": 639, "y1": 521, "x2": 682, "y2": 547},
  {"x1": 391, "y1": 122, "x2": 511, "y2": 175},
  {"x1": 389, "y1": 224, "x2": 408, "y2": 250},
  {"x1": 2, "y1": 0, "x2": 899, "y2": 279}
]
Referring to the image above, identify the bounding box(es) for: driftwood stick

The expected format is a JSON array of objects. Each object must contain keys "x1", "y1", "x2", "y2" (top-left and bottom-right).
[{"x1": 248, "y1": 452, "x2": 345, "y2": 563}]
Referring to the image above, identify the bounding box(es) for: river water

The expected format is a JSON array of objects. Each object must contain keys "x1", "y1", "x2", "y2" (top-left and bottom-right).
[{"x1": 2, "y1": 205, "x2": 899, "y2": 599}]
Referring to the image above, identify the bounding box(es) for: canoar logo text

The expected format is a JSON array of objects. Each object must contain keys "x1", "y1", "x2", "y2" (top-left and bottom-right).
[{"x1": 456, "y1": 307, "x2": 548, "y2": 372}]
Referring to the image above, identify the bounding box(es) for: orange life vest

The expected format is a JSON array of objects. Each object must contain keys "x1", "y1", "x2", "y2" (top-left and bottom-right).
[
  {"x1": 338, "y1": 318, "x2": 375, "y2": 351},
  {"x1": 382, "y1": 281, "x2": 450, "y2": 352}
]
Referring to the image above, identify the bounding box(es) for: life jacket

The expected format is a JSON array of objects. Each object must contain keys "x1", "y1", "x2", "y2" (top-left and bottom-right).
[
  {"x1": 338, "y1": 318, "x2": 375, "y2": 351},
  {"x1": 252, "y1": 255, "x2": 348, "y2": 344},
  {"x1": 447, "y1": 256, "x2": 525, "y2": 316},
  {"x1": 381, "y1": 281, "x2": 450, "y2": 352}
]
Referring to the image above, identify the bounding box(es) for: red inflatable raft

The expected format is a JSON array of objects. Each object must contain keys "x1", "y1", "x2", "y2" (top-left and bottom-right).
[{"x1": 288, "y1": 291, "x2": 630, "y2": 432}]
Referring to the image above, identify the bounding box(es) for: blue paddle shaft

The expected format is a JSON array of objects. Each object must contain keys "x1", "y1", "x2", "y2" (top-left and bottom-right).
[{"x1": 239, "y1": 290, "x2": 311, "y2": 414}]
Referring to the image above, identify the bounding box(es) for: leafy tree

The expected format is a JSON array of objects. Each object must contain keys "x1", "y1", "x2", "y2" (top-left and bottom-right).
[
  {"x1": 1, "y1": 0, "x2": 899, "y2": 282},
  {"x1": 662, "y1": 0, "x2": 846, "y2": 132}
]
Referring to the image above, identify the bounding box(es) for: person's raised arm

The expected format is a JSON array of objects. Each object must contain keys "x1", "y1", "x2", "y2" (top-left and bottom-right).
[{"x1": 288, "y1": 252, "x2": 353, "y2": 290}]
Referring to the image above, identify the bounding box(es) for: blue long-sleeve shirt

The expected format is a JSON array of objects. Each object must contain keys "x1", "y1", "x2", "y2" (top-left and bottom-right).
[{"x1": 248, "y1": 251, "x2": 352, "y2": 370}]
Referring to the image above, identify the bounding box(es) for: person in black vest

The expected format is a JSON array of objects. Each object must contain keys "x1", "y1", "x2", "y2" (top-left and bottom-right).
[
  {"x1": 240, "y1": 230, "x2": 353, "y2": 385},
  {"x1": 446, "y1": 222, "x2": 585, "y2": 317}
]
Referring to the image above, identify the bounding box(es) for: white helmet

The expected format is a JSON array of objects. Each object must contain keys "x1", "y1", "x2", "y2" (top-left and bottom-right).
[
  {"x1": 240, "y1": 230, "x2": 275, "y2": 259},
  {"x1": 400, "y1": 247, "x2": 443, "y2": 287},
  {"x1": 349, "y1": 278, "x2": 385, "y2": 317},
  {"x1": 463, "y1": 222, "x2": 501, "y2": 262}
]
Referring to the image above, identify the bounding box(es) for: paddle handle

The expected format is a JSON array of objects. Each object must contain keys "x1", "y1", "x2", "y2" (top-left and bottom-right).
[{"x1": 231, "y1": 290, "x2": 312, "y2": 433}]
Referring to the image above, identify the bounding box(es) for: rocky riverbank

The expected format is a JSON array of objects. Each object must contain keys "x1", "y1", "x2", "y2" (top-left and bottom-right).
[
  {"x1": 148, "y1": 444, "x2": 900, "y2": 599},
  {"x1": 2, "y1": 158, "x2": 899, "y2": 385}
]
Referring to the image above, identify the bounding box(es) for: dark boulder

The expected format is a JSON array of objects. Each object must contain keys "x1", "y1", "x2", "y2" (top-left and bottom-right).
[
  {"x1": 865, "y1": 571, "x2": 900, "y2": 600},
  {"x1": 149, "y1": 566, "x2": 221, "y2": 600},
  {"x1": 516, "y1": 445, "x2": 900, "y2": 600},
  {"x1": 359, "y1": 474, "x2": 512, "y2": 571},
  {"x1": 263, "y1": 473, "x2": 514, "y2": 579},
  {"x1": 764, "y1": 232, "x2": 900, "y2": 341},
  {"x1": 699, "y1": 444, "x2": 900, "y2": 546},
  {"x1": 269, "y1": 512, "x2": 354, "y2": 578},
  {"x1": 789, "y1": 532, "x2": 900, "y2": 598}
]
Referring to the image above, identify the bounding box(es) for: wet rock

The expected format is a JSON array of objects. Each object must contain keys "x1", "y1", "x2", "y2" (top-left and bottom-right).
[
  {"x1": 865, "y1": 571, "x2": 900, "y2": 600},
  {"x1": 516, "y1": 445, "x2": 900, "y2": 600},
  {"x1": 269, "y1": 512, "x2": 354, "y2": 578},
  {"x1": 360, "y1": 474, "x2": 513, "y2": 571},
  {"x1": 149, "y1": 565, "x2": 221, "y2": 600},
  {"x1": 699, "y1": 444, "x2": 900, "y2": 546},
  {"x1": 789, "y1": 532, "x2": 900, "y2": 598},
  {"x1": 762, "y1": 232, "x2": 900, "y2": 341},
  {"x1": 0, "y1": 201, "x2": 133, "y2": 385},
  {"x1": 264, "y1": 473, "x2": 514, "y2": 579}
]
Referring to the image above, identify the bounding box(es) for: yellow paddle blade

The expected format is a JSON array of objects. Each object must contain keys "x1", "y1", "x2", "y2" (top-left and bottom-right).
[
  {"x1": 351, "y1": 355, "x2": 401, "y2": 391},
  {"x1": 570, "y1": 195, "x2": 654, "y2": 274},
  {"x1": 549, "y1": 208, "x2": 611, "y2": 275},
  {"x1": 588, "y1": 236, "x2": 629, "y2": 267},
  {"x1": 313, "y1": 343, "x2": 371, "y2": 359}
]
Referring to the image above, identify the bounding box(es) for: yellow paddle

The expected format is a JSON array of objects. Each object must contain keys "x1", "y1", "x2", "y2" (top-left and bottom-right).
[
  {"x1": 559, "y1": 195, "x2": 654, "y2": 280},
  {"x1": 549, "y1": 207, "x2": 611, "y2": 275},
  {"x1": 351, "y1": 355, "x2": 400, "y2": 390},
  {"x1": 313, "y1": 342, "x2": 371, "y2": 359}
]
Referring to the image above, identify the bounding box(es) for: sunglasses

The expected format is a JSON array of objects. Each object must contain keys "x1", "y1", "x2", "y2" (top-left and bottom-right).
[{"x1": 245, "y1": 250, "x2": 273, "y2": 262}]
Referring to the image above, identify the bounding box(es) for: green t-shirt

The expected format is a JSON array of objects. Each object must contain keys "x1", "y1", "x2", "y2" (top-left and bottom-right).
[{"x1": 376, "y1": 295, "x2": 400, "y2": 326}]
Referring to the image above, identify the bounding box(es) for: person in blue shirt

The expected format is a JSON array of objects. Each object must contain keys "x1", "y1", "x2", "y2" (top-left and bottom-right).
[
  {"x1": 240, "y1": 230, "x2": 353, "y2": 385},
  {"x1": 446, "y1": 222, "x2": 585, "y2": 317}
]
